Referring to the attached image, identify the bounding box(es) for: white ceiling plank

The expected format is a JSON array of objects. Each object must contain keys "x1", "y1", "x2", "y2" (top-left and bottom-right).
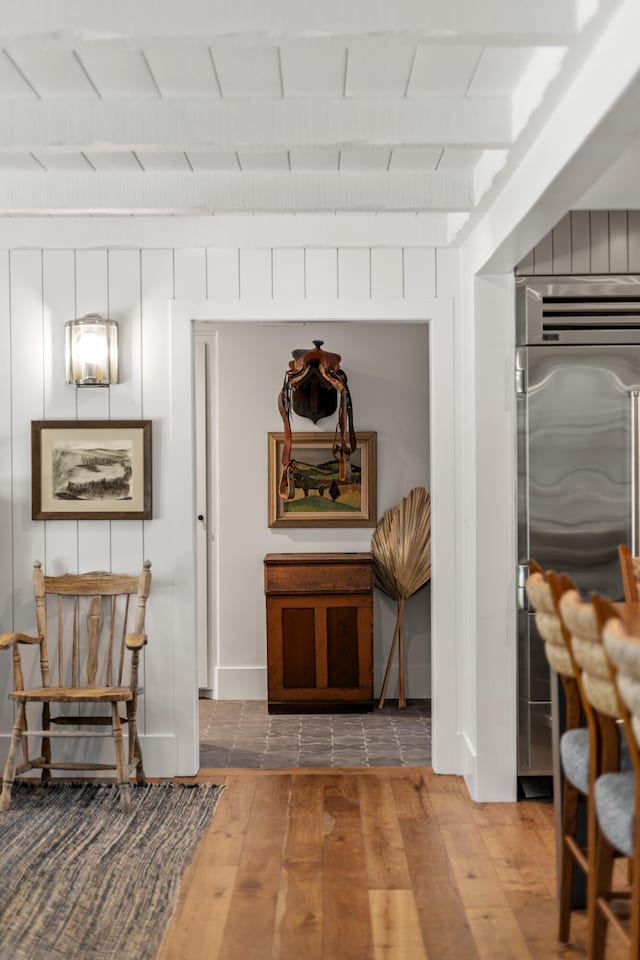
[
  {"x1": 143, "y1": 48, "x2": 221, "y2": 98},
  {"x1": 0, "y1": 152, "x2": 40, "y2": 170},
  {"x1": 438, "y1": 148, "x2": 482, "y2": 169},
  {"x1": 76, "y1": 48, "x2": 159, "y2": 98},
  {"x1": 467, "y1": 47, "x2": 536, "y2": 96},
  {"x1": 187, "y1": 151, "x2": 240, "y2": 171},
  {"x1": 340, "y1": 147, "x2": 391, "y2": 171},
  {"x1": 135, "y1": 151, "x2": 192, "y2": 172},
  {"x1": 237, "y1": 150, "x2": 289, "y2": 171},
  {"x1": 212, "y1": 46, "x2": 282, "y2": 98},
  {"x1": 346, "y1": 41, "x2": 415, "y2": 96},
  {"x1": 83, "y1": 151, "x2": 143, "y2": 171},
  {"x1": 32, "y1": 152, "x2": 93, "y2": 171},
  {"x1": 0, "y1": 50, "x2": 39, "y2": 97},
  {"x1": 0, "y1": 170, "x2": 474, "y2": 213},
  {"x1": 5, "y1": 47, "x2": 96, "y2": 97},
  {"x1": 389, "y1": 147, "x2": 442, "y2": 170},
  {"x1": 0, "y1": 97, "x2": 511, "y2": 150},
  {"x1": 289, "y1": 148, "x2": 338, "y2": 171},
  {"x1": 0, "y1": 1, "x2": 582, "y2": 47},
  {"x1": 408, "y1": 46, "x2": 481, "y2": 96},
  {"x1": 280, "y1": 41, "x2": 346, "y2": 97}
]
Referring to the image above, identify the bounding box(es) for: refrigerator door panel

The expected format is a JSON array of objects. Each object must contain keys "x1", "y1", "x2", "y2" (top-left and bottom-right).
[{"x1": 523, "y1": 345, "x2": 640, "y2": 599}]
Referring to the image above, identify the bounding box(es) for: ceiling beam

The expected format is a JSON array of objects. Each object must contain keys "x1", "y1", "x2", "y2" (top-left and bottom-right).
[
  {"x1": 0, "y1": 0, "x2": 582, "y2": 47},
  {"x1": 0, "y1": 98, "x2": 511, "y2": 152},
  {"x1": 0, "y1": 170, "x2": 474, "y2": 213}
]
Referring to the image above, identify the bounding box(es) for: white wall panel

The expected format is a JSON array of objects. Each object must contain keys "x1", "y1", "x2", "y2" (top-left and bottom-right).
[
  {"x1": 0, "y1": 251, "x2": 12, "y2": 730},
  {"x1": 272, "y1": 248, "x2": 305, "y2": 299},
  {"x1": 9, "y1": 251, "x2": 45, "y2": 629},
  {"x1": 551, "y1": 213, "x2": 571, "y2": 274},
  {"x1": 41, "y1": 249, "x2": 79, "y2": 575},
  {"x1": 570, "y1": 210, "x2": 590, "y2": 273},
  {"x1": 206, "y1": 248, "x2": 239, "y2": 299},
  {"x1": 629, "y1": 211, "x2": 640, "y2": 273},
  {"x1": 74, "y1": 250, "x2": 111, "y2": 572},
  {"x1": 403, "y1": 248, "x2": 436, "y2": 299},
  {"x1": 371, "y1": 248, "x2": 403, "y2": 299},
  {"x1": 305, "y1": 248, "x2": 337, "y2": 299},
  {"x1": 239, "y1": 248, "x2": 272, "y2": 299},
  {"x1": 174, "y1": 249, "x2": 207, "y2": 300},
  {"x1": 517, "y1": 210, "x2": 640, "y2": 276},
  {"x1": 140, "y1": 249, "x2": 177, "y2": 744},
  {"x1": 338, "y1": 248, "x2": 370, "y2": 298},
  {"x1": 609, "y1": 211, "x2": 629, "y2": 273},
  {"x1": 107, "y1": 249, "x2": 144, "y2": 573}
]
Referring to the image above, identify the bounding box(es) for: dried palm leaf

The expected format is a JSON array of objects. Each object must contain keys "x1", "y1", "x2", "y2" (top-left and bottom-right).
[
  {"x1": 371, "y1": 486, "x2": 431, "y2": 601},
  {"x1": 371, "y1": 487, "x2": 431, "y2": 708}
]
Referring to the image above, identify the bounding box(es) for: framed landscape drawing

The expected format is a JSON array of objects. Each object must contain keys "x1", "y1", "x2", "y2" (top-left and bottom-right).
[
  {"x1": 32, "y1": 420, "x2": 152, "y2": 520},
  {"x1": 268, "y1": 431, "x2": 377, "y2": 528}
]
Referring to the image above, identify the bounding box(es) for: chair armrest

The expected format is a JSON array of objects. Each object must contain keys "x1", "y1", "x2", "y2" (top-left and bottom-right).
[
  {"x1": 125, "y1": 633, "x2": 147, "y2": 650},
  {"x1": 0, "y1": 632, "x2": 41, "y2": 649}
]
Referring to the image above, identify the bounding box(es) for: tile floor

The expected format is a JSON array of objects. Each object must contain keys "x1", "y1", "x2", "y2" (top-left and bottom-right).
[{"x1": 199, "y1": 698, "x2": 432, "y2": 769}]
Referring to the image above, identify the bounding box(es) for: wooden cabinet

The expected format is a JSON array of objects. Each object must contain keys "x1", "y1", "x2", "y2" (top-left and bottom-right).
[{"x1": 264, "y1": 552, "x2": 374, "y2": 713}]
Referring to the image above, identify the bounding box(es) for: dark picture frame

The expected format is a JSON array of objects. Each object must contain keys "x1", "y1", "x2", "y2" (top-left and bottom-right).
[
  {"x1": 31, "y1": 420, "x2": 152, "y2": 520},
  {"x1": 268, "y1": 431, "x2": 377, "y2": 528}
]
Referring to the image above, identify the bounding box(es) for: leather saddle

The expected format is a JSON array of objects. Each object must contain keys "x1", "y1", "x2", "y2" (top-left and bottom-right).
[{"x1": 278, "y1": 340, "x2": 356, "y2": 500}]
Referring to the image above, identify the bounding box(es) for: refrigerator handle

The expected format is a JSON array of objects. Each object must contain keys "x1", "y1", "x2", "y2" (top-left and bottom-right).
[
  {"x1": 632, "y1": 391, "x2": 640, "y2": 555},
  {"x1": 517, "y1": 563, "x2": 530, "y2": 611}
]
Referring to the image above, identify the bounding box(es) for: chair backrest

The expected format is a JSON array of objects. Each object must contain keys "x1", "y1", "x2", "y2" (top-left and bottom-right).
[
  {"x1": 560, "y1": 589, "x2": 619, "y2": 720},
  {"x1": 526, "y1": 569, "x2": 574, "y2": 679},
  {"x1": 33, "y1": 561, "x2": 152, "y2": 690},
  {"x1": 599, "y1": 599, "x2": 640, "y2": 775},
  {"x1": 619, "y1": 544, "x2": 640, "y2": 603}
]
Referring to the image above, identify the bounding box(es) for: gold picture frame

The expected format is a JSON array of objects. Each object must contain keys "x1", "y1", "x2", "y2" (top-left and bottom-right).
[
  {"x1": 268, "y1": 431, "x2": 377, "y2": 528},
  {"x1": 31, "y1": 420, "x2": 152, "y2": 520}
]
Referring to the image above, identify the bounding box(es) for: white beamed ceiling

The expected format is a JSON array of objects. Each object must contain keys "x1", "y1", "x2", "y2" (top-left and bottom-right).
[{"x1": 0, "y1": 0, "x2": 626, "y2": 235}]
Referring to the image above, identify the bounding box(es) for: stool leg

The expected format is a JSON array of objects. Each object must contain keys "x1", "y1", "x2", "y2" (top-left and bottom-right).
[{"x1": 558, "y1": 779, "x2": 581, "y2": 942}]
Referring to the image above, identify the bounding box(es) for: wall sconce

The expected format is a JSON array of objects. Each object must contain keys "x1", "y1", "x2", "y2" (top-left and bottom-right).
[{"x1": 65, "y1": 314, "x2": 119, "y2": 387}]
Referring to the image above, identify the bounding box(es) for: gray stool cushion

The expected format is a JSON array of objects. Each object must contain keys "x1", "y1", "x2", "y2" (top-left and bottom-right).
[
  {"x1": 561, "y1": 728, "x2": 590, "y2": 794},
  {"x1": 560, "y1": 725, "x2": 631, "y2": 796},
  {"x1": 595, "y1": 770, "x2": 635, "y2": 857}
]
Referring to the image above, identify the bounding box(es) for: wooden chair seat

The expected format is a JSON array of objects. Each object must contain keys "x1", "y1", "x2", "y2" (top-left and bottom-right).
[
  {"x1": 0, "y1": 560, "x2": 152, "y2": 813},
  {"x1": 10, "y1": 686, "x2": 133, "y2": 703}
]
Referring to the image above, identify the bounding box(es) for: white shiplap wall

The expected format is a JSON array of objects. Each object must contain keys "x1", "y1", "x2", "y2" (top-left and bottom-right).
[
  {"x1": 517, "y1": 210, "x2": 640, "y2": 275},
  {"x1": 0, "y1": 236, "x2": 440, "y2": 776}
]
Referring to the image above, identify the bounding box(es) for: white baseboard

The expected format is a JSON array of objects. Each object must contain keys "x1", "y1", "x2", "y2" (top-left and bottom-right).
[{"x1": 215, "y1": 666, "x2": 268, "y2": 700}]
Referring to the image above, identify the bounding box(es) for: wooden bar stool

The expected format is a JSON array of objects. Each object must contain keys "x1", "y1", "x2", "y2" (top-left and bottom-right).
[{"x1": 525, "y1": 565, "x2": 589, "y2": 943}]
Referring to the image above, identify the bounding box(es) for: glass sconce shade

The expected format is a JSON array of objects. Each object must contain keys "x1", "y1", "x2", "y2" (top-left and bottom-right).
[{"x1": 65, "y1": 314, "x2": 119, "y2": 386}]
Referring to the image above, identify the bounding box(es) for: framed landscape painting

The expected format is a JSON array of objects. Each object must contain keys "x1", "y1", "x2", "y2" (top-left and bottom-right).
[
  {"x1": 32, "y1": 420, "x2": 152, "y2": 520},
  {"x1": 268, "y1": 431, "x2": 377, "y2": 528}
]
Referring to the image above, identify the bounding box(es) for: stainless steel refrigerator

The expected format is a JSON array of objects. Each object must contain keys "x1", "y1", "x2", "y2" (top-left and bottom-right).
[{"x1": 516, "y1": 275, "x2": 640, "y2": 780}]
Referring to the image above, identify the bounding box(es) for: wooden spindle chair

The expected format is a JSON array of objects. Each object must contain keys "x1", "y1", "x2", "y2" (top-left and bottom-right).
[{"x1": 0, "y1": 560, "x2": 151, "y2": 812}]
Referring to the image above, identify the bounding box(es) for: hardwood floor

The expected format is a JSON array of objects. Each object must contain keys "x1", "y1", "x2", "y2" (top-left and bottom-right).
[{"x1": 158, "y1": 768, "x2": 628, "y2": 960}]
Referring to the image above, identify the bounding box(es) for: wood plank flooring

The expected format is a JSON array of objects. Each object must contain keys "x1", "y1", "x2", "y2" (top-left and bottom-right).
[{"x1": 158, "y1": 768, "x2": 628, "y2": 960}]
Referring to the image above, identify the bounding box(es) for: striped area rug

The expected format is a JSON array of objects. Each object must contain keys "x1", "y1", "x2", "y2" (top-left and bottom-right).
[{"x1": 0, "y1": 782, "x2": 223, "y2": 960}]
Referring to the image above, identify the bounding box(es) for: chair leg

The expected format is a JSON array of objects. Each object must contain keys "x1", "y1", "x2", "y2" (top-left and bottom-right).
[
  {"x1": 558, "y1": 779, "x2": 581, "y2": 943},
  {"x1": 589, "y1": 825, "x2": 615, "y2": 960},
  {"x1": 111, "y1": 704, "x2": 131, "y2": 812},
  {"x1": 1, "y1": 703, "x2": 27, "y2": 812},
  {"x1": 41, "y1": 703, "x2": 51, "y2": 782},
  {"x1": 126, "y1": 702, "x2": 145, "y2": 785}
]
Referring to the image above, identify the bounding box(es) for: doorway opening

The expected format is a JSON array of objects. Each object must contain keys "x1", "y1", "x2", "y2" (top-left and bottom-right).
[{"x1": 194, "y1": 321, "x2": 431, "y2": 766}]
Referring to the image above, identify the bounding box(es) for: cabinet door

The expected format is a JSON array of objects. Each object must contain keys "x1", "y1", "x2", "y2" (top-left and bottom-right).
[{"x1": 266, "y1": 595, "x2": 372, "y2": 703}]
